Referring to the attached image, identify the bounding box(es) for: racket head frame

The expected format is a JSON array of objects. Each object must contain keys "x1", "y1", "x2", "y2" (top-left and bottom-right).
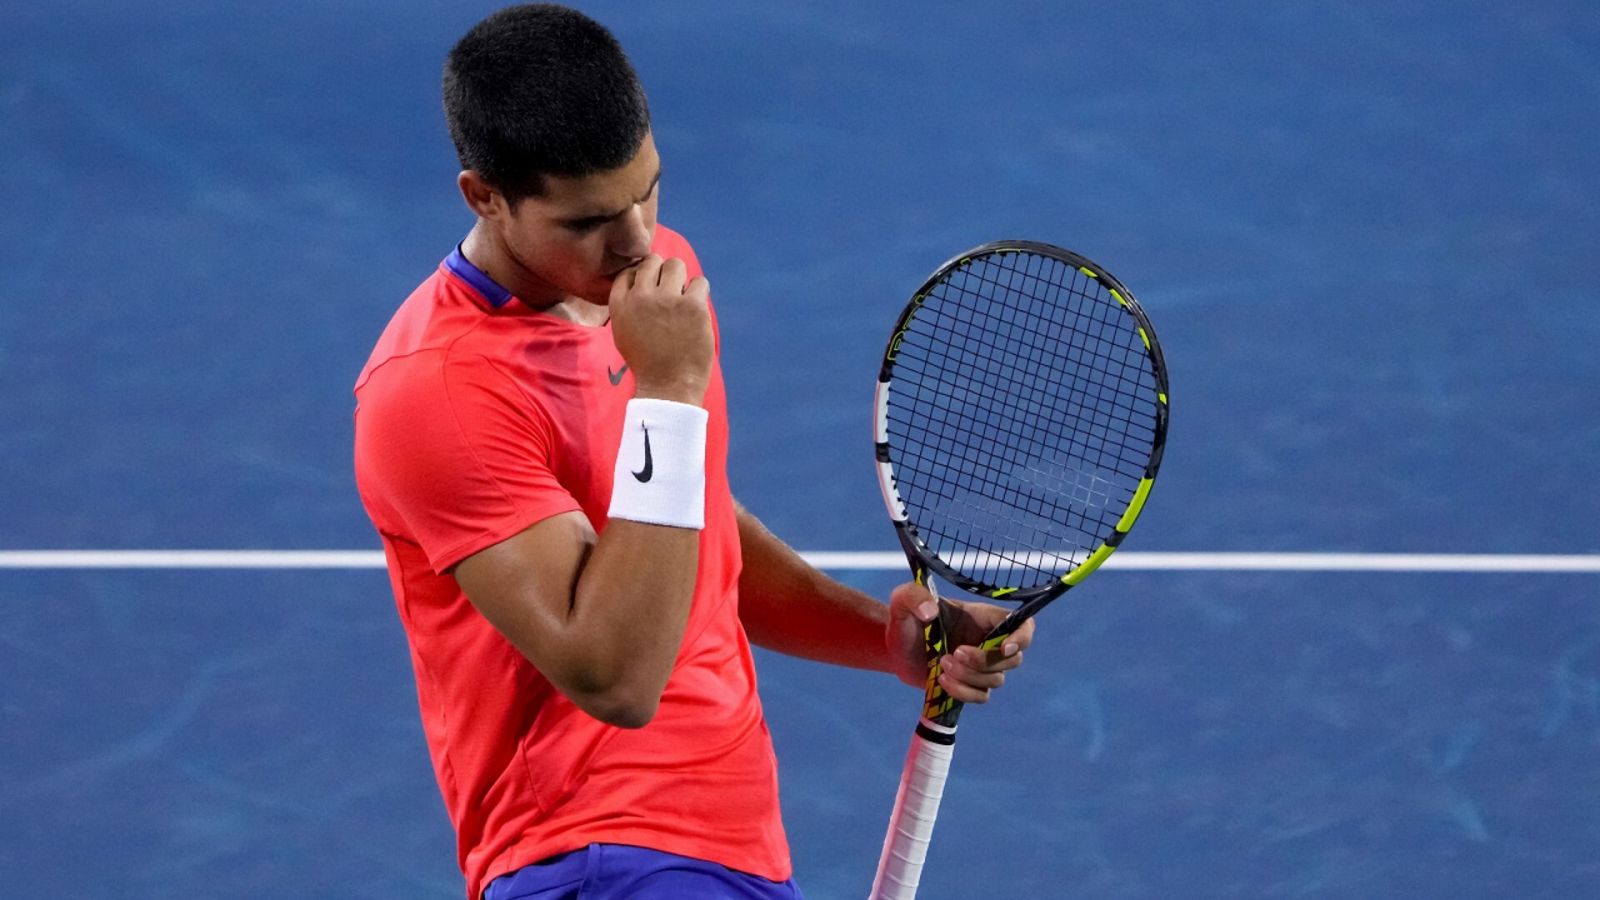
[{"x1": 873, "y1": 240, "x2": 1170, "y2": 721}]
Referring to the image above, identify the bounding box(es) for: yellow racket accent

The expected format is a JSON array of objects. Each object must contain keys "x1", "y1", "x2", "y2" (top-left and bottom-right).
[
  {"x1": 1116, "y1": 478, "x2": 1156, "y2": 533},
  {"x1": 1063, "y1": 543, "x2": 1117, "y2": 586},
  {"x1": 922, "y1": 619, "x2": 954, "y2": 718}
]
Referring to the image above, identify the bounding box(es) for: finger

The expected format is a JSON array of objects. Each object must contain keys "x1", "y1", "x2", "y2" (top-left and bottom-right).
[
  {"x1": 955, "y1": 644, "x2": 1024, "y2": 673},
  {"x1": 608, "y1": 266, "x2": 634, "y2": 306},
  {"x1": 966, "y1": 616, "x2": 1034, "y2": 664},
  {"x1": 632, "y1": 254, "x2": 663, "y2": 289},
  {"x1": 886, "y1": 582, "x2": 939, "y2": 689},
  {"x1": 941, "y1": 654, "x2": 1007, "y2": 690},
  {"x1": 685, "y1": 274, "x2": 710, "y2": 301},
  {"x1": 952, "y1": 645, "x2": 1015, "y2": 674},
  {"x1": 889, "y1": 581, "x2": 939, "y2": 624},
  {"x1": 1006, "y1": 616, "x2": 1037, "y2": 653},
  {"x1": 941, "y1": 599, "x2": 1011, "y2": 645},
  {"x1": 936, "y1": 670, "x2": 993, "y2": 704},
  {"x1": 658, "y1": 256, "x2": 687, "y2": 293}
]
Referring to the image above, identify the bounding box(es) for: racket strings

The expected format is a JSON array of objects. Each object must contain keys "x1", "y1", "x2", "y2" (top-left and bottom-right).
[
  {"x1": 885, "y1": 251, "x2": 1159, "y2": 589},
  {"x1": 901, "y1": 260, "x2": 1154, "y2": 478},
  {"x1": 956, "y1": 262, "x2": 1151, "y2": 403},
  {"x1": 939, "y1": 261, "x2": 1156, "y2": 464},
  {"x1": 892, "y1": 371, "x2": 1142, "y2": 576},
  {"x1": 917, "y1": 262, "x2": 1155, "y2": 466},
  {"x1": 897, "y1": 343, "x2": 1135, "y2": 563}
]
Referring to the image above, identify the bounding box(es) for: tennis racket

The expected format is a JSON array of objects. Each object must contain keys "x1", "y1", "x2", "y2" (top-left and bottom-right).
[{"x1": 868, "y1": 240, "x2": 1169, "y2": 899}]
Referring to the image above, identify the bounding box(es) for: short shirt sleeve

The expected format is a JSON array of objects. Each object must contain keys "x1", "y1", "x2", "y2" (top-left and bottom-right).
[{"x1": 355, "y1": 350, "x2": 582, "y2": 573}]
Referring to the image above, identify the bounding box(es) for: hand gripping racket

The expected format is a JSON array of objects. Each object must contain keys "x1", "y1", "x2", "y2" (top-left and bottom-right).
[{"x1": 868, "y1": 241, "x2": 1169, "y2": 899}]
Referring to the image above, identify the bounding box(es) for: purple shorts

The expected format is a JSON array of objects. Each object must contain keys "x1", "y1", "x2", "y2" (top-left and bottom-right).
[{"x1": 483, "y1": 844, "x2": 805, "y2": 900}]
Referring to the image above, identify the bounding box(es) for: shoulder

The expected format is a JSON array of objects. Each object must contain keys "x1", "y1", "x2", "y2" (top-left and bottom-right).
[
  {"x1": 356, "y1": 347, "x2": 526, "y2": 440},
  {"x1": 357, "y1": 265, "x2": 484, "y2": 391},
  {"x1": 354, "y1": 347, "x2": 556, "y2": 517}
]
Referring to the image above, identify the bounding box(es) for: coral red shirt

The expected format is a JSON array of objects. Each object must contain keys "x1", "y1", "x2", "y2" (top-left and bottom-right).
[{"x1": 353, "y1": 226, "x2": 789, "y2": 900}]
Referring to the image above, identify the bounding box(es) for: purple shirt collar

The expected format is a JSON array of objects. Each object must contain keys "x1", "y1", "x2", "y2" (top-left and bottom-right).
[{"x1": 444, "y1": 244, "x2": 513, "y2": 308}]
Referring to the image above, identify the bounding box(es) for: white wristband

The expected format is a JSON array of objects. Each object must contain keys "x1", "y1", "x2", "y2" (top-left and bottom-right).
[{"x1": 609, "y1": 398, "x2": 709, "y2": 530}]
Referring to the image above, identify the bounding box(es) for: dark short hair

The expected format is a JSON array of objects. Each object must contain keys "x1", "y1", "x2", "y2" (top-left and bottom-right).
[{"x1": 442, "y1": 4, "x2": 650, "y2": 205}]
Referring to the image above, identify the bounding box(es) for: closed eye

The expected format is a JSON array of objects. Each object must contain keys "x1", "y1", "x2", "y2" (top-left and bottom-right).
[{"x1": 559, "y1": 170, "x2": 661, "y2": 234}]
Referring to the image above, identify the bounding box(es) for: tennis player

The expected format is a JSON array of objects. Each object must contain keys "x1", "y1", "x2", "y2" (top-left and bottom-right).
[{"x1": 352, "y1": 5, "x2": 1034, "y2": 898}]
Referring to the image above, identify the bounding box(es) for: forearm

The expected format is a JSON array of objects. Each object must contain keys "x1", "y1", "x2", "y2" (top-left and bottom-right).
[
  {"x1": 561, "y1": 381, "x2": 707, "y2": 715},
  {"x1": 565, "y1": 520, "x2": 698, "y2": 714},
  {"x1": 735, "y1": 503, "x2": 893, "y2": 672}
]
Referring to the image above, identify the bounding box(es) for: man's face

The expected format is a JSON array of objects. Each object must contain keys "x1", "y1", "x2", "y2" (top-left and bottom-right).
[{"x1": 491, "y1": 131, "x2": 662, "y2": 305}]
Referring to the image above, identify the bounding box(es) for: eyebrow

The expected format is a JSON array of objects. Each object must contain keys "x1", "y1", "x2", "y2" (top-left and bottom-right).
[{"x1": 561, "y1": 168, "x2": 662, "y2": 227}]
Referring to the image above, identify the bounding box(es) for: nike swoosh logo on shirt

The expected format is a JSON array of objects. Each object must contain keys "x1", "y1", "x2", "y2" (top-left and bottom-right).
[
  {"x1": 608, "y1": 363, "x2": 629, "y2": 385},
  {"x1": 632, "y1": 426, "x2": 653, "y2": 483}
]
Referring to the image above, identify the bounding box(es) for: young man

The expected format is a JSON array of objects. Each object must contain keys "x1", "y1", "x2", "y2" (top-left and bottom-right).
[{"x1": 353, "y1": 5, "x2": 1034, "y2": 898}]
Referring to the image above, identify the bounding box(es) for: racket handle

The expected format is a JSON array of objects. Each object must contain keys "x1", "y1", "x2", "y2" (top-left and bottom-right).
[{"x1": 869, "y1": 726, "x2": 956, "y2": 900}]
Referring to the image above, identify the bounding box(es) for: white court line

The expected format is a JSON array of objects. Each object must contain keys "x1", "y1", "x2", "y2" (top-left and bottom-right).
[
  {"x1": 0, "y1": 550, "x2": 1598, "y2": 573},
  {"x1": 0, "y1": 551, "x2": 387, "y2": 569}
]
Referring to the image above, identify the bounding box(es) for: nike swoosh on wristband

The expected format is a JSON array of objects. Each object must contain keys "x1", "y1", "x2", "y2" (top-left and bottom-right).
[
  {"x1": 632, "y1": 426, "x2": 653, "y2": 483},
  {"x1": 608, "y1": 363, "x2": 629, "y2": 385}
]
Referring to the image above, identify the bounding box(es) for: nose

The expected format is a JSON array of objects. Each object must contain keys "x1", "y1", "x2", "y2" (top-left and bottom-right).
[{"x1": 609, "y1": 204, "x2": 653, "y2": 261}]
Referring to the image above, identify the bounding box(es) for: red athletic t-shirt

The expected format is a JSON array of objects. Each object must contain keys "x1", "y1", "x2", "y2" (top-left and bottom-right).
[{"x1": 353, "y1": 226, "x2": 789, "y2": 900}]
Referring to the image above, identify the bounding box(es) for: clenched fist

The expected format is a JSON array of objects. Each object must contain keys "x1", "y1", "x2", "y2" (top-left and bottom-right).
[{"x1": 609, "y1": 254, "x2": 714, "y2": 406}]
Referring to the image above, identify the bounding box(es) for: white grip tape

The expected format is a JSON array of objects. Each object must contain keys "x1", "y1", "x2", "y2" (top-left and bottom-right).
[
  {"x1": 608, "y1": 398, "x2": 709, "y2": 530},
  {"x1": 869, "y1": 730, "x2": 956, "y2": 900}
]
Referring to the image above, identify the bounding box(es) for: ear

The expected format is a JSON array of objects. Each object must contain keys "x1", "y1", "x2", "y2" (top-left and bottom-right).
[{"x1": 457, "y1": 170, "x2": 504, "y2": 220}]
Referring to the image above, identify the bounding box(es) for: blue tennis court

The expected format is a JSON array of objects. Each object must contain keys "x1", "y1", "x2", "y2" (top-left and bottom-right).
[{"x1": 3, "y1": 1, "x2": 1598, "y2": 897}]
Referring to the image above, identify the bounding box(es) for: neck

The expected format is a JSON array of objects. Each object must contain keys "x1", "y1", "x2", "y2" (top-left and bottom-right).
[{"x1": 460, "y1": 223, "x2": 609, "y2": 326}]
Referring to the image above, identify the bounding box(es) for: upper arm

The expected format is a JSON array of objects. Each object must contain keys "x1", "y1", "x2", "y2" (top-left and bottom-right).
[
  {"x1": 452, "y1": 510, "x2": 597, "y2": 673},
  {"x1": 456, "y1": 506, "x2": 698, "y2": 728},
  {"x1": 358, "y1": 354, "x2": 688, "y2": 726},
  {"x1": 356, "y1": 351, "x2": 609, "y2": 673}
]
